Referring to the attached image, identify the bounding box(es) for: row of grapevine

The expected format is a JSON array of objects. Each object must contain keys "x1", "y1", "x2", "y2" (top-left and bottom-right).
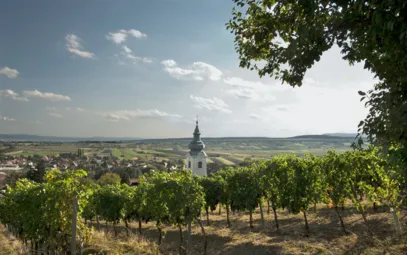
[
  {"x1": 0, "y1": 170, "x2": 92, "y2": 253},
  {"x1": 83, "y1": 170, "x2": 206, "y2": 252},
  {"x1": 0, "y1": 169, "x2": 206, "y2": 254},
  {"x1": 199, "y1": 147, "x2": 405, "y2": 236},
  {"x1": 0, "y1": 147, "x2": 405, "y2": 254}
]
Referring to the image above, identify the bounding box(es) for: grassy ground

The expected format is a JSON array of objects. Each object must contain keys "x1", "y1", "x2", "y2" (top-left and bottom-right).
[
  {"x1": 83, "y1": 231, "x2": 160, "y2": 254},
  {"x1": 2, "y1": 203, "x2": 406, "y2": 254},
  {"x1": 215, "y1": 157, "x2": 235, "y2": 165},
  {"x1": 111, "y1": 148, "x2": 138, "y2": 160},
  {"x1": 5, "y1": 144, "x2": 79, "y2": 157},
  {"x1": 0, "y1": 225, "x2": 27, "y2": 255},
  {"x1": 88, "y1": 203, "x2": 407, "y2": 254},
  {"x1": 206, "y1": 158, "x2": 214, "y2": 164}
]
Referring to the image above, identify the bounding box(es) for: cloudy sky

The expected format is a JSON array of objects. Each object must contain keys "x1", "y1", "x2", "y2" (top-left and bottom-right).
[{"x1": 0, "y1": 0, "x2": 375, "y2": 138}]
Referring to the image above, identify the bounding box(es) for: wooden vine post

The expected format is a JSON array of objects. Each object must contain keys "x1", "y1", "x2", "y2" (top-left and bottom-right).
[{"x1": 71, "y1": 197, "x2": 78, "y2": 255}]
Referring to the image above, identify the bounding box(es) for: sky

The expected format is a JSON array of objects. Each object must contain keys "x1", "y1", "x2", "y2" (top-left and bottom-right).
[{"x1": 0, "y1": 0, "x2": 376, "y2": 138}]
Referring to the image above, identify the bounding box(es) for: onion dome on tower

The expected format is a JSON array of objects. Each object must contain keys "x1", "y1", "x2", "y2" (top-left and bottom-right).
[
  {"x1": 188, "y1": 119, "x2": 205, "y2": 155},
  {"x1": 186, "y1": 116, "x2": 207, "y2": 176}
]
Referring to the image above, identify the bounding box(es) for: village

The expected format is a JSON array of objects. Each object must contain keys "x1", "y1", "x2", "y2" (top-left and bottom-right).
[{"x1": 0, "y1": 148, "x2": 183, "y2": 190}]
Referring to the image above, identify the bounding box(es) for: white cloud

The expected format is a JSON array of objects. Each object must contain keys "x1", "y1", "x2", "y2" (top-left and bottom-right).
[
  {"x1": 106, "y1": 29, "x2": 147, "y2": 44},
  {"x1": 257, "y1": 83, "x2": 372, "y2": 134},
  {"x1": 127, "y1": 29, "x2": 147, "y2": 38},
  {"x1": 161, "y1": 60, "x2": 222, "y2": 81},
  {"x1": 12, "y1": 97, "x2": 29, "y2": 101},
  {"x1": 49, "y1": 112, "x2": 63, "y2": 118},
  {"x1": 65, "y1": 34, "x2": 94, "y2": 58},
  {"x1": 46, "y1": 106, "x2": 57, "y2": 111},
  {"x1": 162, "y1": 60, "x2": 177, "y2": 67},
  {"x1": 107, "y1": 31, "x2": 127, "y2": 44},
  {"x1": 261, "y1": 105, "x2": 290, "y2": 113},
  {"x1": 0, "y1": 89, "x2": 18, "y2": 97},
  {"x1": 303, "y1": 77, "x2": 316, "y2": 85},
  {"x1": 249, "y1": 114, "x2": 267, "y2": 120},
  {"x1": 223, "y1": 77, "x2": 288, "y2": 101},
  {"x1": 119, "y1": 45, "x2": 153, "y2": 63},
  {"x1": 190, "y1": 95, "x2": 232, "y2": 113},
  {"x1": 104, "y1": 109, "x2": 182, "y2": 122},
  {"x1": 0, "y1": 67, "x2": 19, "y2": 79},
  {"x1": 0, "y1": 89, "x2": 28, "y2": 101},
  {"x1": 0, "y1": 116, "x2": 16, "y2": 121},
  {"x1": 23, "y1": 90, "x2": 71, "y2": 101},
  {"x1": 46, "y1": 106, "x2": 85, "y2": 112}
]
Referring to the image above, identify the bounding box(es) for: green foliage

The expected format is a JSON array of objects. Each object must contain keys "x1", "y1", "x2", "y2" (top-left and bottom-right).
[
  {"x1": 214, "y1": 168, "x2": 234, "y2": 207},
  {"x1": 0, "y1": 169, "x2": 93, "y2": 252},
  {"x1": 259, "y1": 156, "x2": 289, "y2": 210},
  {"x1": 304, "y1": 154, "x2": 329, "y2": 206},
  {"x1": 227, "y1": 0, "x2": 407, "y2": 151},
  {"x1": 1, "y1": 147, "x2": 406, "y2": 247},
  {"x1": 98, "y1": 172, "x2": 121, "y2": 186},
  {"x1": 93, "y1": 184, "x2": 131, "y2": 224},
  {"x1": 278, "y1": 155, "x2": 324, "y2": 214},
  {"x1": 144, "y1": 170, "x2": 205, "y2": 226},
  {"x1": 199, "y1": 176, "x2": 222, "y2": 212},
  {"x1": 113, "y1": 167, "x2": 141, "y2": 184},
  {"x1": 227, "y1": 167, "x2": 262, "y2": 213},
  {"x1": 323, "y1": 150, "x2": 351, "y2": 207},
  {"x1": 3, "y1": 171, "x2": 26, "y2": 187}
]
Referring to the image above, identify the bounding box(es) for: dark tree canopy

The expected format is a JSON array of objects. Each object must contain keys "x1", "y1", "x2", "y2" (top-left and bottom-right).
[
  {"x1": 227, "y1": 0, "x2": 407, "y2": 148},
  {"x1": 26, "y1": 160, "x2": 46, "y2": 183}
]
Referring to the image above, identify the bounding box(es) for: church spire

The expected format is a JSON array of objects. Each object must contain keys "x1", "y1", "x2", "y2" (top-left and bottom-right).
[
  {"x1": 194, "y1": 114, "x2": 200, "y2": 136},
  {"x1": 189, "y1": 114, "x2": 205, "y2": 152},
  {"x1": 186, "y1": 114, "x2": 207, "y2": 176}
]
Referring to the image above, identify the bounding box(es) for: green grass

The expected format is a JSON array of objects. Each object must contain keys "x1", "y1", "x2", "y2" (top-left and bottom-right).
[
  {"x1": 140, "y1": 150, "x2": 180, "y2": 158},
  {"x1": 216, "y1": 157, "x2": 235, "y2": 165},
  {"x1": 2, "y1": 138, "x2": 355, "y2": 167},
  {"x1": 111, "y1": 148, "x2": 138, "y2": 160},
  {"x1": 5, "y1": 151, "x2": 23, "y2": 156}
]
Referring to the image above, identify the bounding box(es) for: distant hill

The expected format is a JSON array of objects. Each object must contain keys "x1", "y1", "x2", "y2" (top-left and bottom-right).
[
  {"x1": 0, "y1": 133, "x2": 366, "y2": 142},
  {"x1": 323, "y1": 133, "x2": 358, "y2": 138},
  {"x1": 289, "y1": 134, "x2": 352, "y2": 139},
  {"x1": 0, "y1": 134, "x2": 143, "y2": 142},
  {"x1": 290, "y1": 133, "x2": 367, "y2": 140}
]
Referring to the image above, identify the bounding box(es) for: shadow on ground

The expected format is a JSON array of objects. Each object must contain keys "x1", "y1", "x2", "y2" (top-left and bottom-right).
[{"x1": 84, "y1": 204, "x2": 407, "y2": 255}]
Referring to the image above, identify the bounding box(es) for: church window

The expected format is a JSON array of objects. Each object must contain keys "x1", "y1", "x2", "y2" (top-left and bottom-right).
[
  {"x1": 188, "y1": 161, "x2": 191, "y2": 168},
  {"x1": 198, "y1": 161, "x2": 202, "y2": 168}
]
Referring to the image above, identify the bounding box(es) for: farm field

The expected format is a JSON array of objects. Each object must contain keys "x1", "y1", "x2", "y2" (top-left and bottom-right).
[{"x1": 1, "y1": 135, "x2": 359, "y2": 166}]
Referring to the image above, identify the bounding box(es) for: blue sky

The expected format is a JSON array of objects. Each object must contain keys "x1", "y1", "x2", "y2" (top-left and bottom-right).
[{"x1": 0, "y1": 0, "x2": 376, "y2": 138}]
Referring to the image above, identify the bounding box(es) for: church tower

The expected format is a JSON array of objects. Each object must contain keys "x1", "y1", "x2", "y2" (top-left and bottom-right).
[{"x1": 186, "y1": 117, "x2": 207, "y2": 176}]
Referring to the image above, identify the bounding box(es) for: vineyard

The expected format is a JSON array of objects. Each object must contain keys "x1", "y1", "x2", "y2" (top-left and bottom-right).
[{"x1": 0, "y1": 146, "x2": 406, "y2": 254}]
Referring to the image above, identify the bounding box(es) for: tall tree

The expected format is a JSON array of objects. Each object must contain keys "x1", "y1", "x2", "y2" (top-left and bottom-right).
[
  {"x1": 26, "y1": 159, "x2": 46, "y2": 183},
  {"x1": 98, "y1": 173, "x2": 121, "y2": 186},
  {"x1": 227, "y1": 0, "x2": 407, "y2": 148}
]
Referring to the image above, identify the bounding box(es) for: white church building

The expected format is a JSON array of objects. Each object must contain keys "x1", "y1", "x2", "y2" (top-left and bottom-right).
[{"x1": 186, "y1": 119, "x2": 207, "y2": 176}]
